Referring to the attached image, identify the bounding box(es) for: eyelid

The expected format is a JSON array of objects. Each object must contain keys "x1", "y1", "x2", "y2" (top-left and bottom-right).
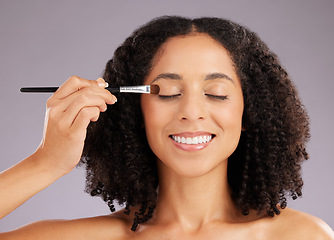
[
  {"x1": 158, "y1": 94, "x2": 228, "y2": 100},
  {"x1": 158, "y1": 94, "x2": 182, "y2": 99},
  {"x1": 205, "y1": 94, "x2": 228, "y2": 100}
]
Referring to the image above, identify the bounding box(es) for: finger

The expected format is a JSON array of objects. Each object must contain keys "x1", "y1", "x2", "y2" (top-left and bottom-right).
[
  {"x1": 61, "y1": 95, "x2": 108, "y2": 128},
  {"x1": 47, "y1": 76, "x2": 106, "y2": 108},
  {"x1": 53, "y1": 76, "x2": 108, "y2": 101},
  {"x1": 96, "y1": 77, "x2": 108, "y2": 87},
  {"x1": 48, "y1": 85, "x2": 116, "y2": 115},
  {"x1": 71, "y1": 106, "x2": 101, "y2": 136},
  {"x1": 61, "y1": 86, "x2": 117, "y2": 128}
]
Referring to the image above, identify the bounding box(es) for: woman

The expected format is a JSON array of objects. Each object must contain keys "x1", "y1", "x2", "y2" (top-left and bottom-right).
[{"x1": 0, "y1": 16, "x2": 333, "y2": 239}]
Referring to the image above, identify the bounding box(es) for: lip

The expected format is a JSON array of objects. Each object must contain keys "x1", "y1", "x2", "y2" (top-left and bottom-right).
[
  {"x1": 169, "y1": 131, "x2": 215, "y2": 152},
  {"x1": 170, "y1": 131, "x2": 214, "y2": 137}
]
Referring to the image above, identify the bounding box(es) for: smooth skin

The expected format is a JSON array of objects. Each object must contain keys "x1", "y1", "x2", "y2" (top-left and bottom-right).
[{"x1": 0, "y1": 35, "x2": 333, "y2": 239}]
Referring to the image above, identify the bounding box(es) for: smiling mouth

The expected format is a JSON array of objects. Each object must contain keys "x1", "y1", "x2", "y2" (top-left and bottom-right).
[{"x1": 169, "y1": 134, "x2": 215, "y2": 145}]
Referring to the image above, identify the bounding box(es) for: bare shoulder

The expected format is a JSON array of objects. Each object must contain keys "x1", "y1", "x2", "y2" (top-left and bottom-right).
[
  {"x1": 270, "y1": 208, "x2": 334, "y2": 239},
  {"x1": 0, "y1": 212, "x2": 133, "y2": 240}
]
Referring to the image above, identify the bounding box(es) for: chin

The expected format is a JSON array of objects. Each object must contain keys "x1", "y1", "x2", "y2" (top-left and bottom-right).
[{"x1": 158, "y1": 156, "x2": 228, "y2": 179}]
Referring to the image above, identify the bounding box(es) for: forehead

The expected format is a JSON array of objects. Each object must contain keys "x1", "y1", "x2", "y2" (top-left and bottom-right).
[
  {"x1": 152, "y1": 33, "x2": 235, "y2": 71},
  {"x1": 147, "y1": 33, "x2": 238, "y2": 83}
]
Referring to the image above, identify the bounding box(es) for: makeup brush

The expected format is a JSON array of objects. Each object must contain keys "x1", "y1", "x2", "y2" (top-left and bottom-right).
[{"x1": 20, "y1": 85, "x2": 160, "y2": 94}]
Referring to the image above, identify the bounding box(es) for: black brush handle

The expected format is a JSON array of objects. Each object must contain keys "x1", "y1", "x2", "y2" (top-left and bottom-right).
[
  {"x1": 20, "y1": 87, "x2": 120, "y2": 93},
  {"x1": 20, "y1": 87, "x2": 59, "y2": 92}
]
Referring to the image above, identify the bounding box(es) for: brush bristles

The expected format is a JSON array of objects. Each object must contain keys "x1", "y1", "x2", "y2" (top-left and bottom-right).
[{"x1": 150, "y1": 84, "x2": 160, "y2": 94}]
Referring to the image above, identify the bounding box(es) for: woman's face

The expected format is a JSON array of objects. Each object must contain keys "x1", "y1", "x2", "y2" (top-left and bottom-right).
[{"x1": 141, "y1": 34, "x2": 244, "y2": 177}]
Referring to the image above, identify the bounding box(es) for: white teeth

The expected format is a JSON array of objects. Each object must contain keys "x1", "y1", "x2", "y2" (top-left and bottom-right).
[
  {"x1": 198, "y1": 136, "x2": 203, "y2": 144},
  {"x1": 171, "y1": 135, "x2": 213, "y2": 145},
  {"x1": 181, "y1": 137, "x2": 186, "y2": 143}
]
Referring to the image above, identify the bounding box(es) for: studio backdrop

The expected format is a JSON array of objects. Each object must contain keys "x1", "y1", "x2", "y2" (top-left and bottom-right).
[{"x1": 0, "y1": 0, "x2": 333, "y2": 231}]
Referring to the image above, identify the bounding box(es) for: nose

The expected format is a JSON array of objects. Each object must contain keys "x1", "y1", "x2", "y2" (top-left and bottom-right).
[{"x1": 177, "y1": 91, "x2": 208, "y2": 121}]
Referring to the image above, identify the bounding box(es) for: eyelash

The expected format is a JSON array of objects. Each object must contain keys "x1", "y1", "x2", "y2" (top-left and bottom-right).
[
  {"x1": 158, "y1": 94, "x2": 181, "y2": 99},
  {"x1": 158, "y1": 94, "x2": 228, "y2": 100},
  {"x1": 205, "y1": 94, "x2": 228, "y2": 100}
]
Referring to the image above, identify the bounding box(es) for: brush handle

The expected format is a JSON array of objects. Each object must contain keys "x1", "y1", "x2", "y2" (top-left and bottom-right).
[
  {"x1": 20, "y1": 87, "x2": 59, "y2": 92},
  {"x1": 20, "y1": 87, "x2": 120, "y2": 93}
]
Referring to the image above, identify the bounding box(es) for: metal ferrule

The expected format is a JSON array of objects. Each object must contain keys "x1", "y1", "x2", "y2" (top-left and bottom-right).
[{"x1": 119, "y1": 85, "x2": 150, "y2": 93}]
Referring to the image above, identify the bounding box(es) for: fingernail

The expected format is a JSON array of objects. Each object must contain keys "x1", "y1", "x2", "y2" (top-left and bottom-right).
[
  {"x1": 97, "y1": 78, "x2": 108, "y2": 88},
  {"x1": 97, "y1": 81, "x2": 108, "y2": 88},
  {"x1": 107, "y1": 96, "x2": 117, "y2": 105}
]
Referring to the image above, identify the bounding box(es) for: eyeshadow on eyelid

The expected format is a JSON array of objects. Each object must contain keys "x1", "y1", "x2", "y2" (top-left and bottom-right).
[{"x1": 157, "y1": 84, "x2": 180, "y2": 95}]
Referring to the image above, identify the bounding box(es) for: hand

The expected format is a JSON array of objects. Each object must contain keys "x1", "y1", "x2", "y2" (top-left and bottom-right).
[{"x1": 34, "y1": 76, "x2": 117, "y2": 175}]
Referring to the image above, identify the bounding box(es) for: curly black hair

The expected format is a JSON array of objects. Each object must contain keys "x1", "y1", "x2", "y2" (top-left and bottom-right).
[{"x1": 81, "y1": 16, "x2": 310, "y2": 231}]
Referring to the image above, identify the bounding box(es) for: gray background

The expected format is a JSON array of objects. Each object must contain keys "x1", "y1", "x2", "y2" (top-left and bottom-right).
[{"x1": 0, "y1": 0, "x2": 333, "y2": 232}]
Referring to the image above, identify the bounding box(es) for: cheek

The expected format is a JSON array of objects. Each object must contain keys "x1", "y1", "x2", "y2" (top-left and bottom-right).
[
  {"x1": 228, "y1": 104, "x2": 243, "y2": 126},
  {"x1": 141, "y1": 96, "x2": 156, "y2": 136},
  {"x1": 141, "y1": 97, "x2": 162, "y2": 129},
  {"x1": 141, "y1": 96, "x2": 172, "y2": 148},
  {"x1": 212, "y1": 100, "x2": 243, "y2": 125},
  {"x1": 210, "y1": 99, "x2": 244, "y2": 148}
]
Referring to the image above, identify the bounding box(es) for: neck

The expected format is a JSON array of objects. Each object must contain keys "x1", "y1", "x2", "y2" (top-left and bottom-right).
[{"x1": 153, "y1": 159, "x2": 241, "y2": 231}]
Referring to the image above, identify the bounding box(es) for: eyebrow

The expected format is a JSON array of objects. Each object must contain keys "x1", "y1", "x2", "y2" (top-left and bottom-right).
[
  {"x1": 151, "y1": 72, "x2": 234, "y2": 84},
  {"x1": 151, "y1": 73, "x2": 182, "y2": 83},
  {"x1": 204, "y1": 73, "x2": 234, "y2": 84}
]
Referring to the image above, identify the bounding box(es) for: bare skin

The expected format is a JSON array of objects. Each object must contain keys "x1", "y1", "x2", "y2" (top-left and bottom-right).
[
  {"x1": 1, "y1": 208, "x2": 332, "y2": 239},
  {"x1": 0, "y1": 35, "x2": 333, "y2": 239}
]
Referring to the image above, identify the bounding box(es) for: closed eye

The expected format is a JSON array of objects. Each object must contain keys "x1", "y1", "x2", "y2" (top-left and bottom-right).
[
  {"x1": 205, "y1": 94, "x2": 228, "y2": 100},
  {"x1": 158, "y1": 94, "x2": 182, "y2": 99}
]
